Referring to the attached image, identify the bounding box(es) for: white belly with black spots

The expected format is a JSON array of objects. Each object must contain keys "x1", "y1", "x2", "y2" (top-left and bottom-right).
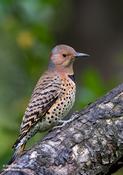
[{"x1": 39, "y1": 77, "x2": 76, "y2": 131}]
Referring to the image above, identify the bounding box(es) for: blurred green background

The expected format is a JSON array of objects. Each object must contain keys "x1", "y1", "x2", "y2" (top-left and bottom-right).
[{"x1": 0, "y1": 0, "x2": 123, "y2": 174}]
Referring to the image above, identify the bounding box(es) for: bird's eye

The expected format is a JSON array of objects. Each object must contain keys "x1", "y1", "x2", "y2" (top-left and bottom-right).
[{"x1": 62, "y1": 54, "x2": 67, "y2": 57}]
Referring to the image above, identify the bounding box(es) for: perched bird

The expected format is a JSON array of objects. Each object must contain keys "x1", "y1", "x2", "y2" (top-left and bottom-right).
[{"x1": 12, "y1": 44, "x2": 89, "y2": 160}]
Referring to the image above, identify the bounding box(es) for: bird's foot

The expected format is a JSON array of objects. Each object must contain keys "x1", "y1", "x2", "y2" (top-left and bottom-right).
[{"x1": 53, "y1": 118, "x2": 73, "y2": 130}]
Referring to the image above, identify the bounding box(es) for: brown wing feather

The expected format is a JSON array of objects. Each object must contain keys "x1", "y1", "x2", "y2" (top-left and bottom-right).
[{"x1": 13, "y1": 72, "x2": 61, "y2": 148}]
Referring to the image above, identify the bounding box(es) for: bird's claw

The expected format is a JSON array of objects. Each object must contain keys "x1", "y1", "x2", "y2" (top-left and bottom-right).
[{"x1": 53, "y1": 118, "x2": 73, "y2": 130}]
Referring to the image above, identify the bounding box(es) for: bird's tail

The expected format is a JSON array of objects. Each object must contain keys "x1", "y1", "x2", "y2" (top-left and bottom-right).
[
  {"x1": 8, "y1": 136, "x2": 26, "y2": 164},
  {"x1": 8, "y1": 143, "x2": 25, "y2": 164}
]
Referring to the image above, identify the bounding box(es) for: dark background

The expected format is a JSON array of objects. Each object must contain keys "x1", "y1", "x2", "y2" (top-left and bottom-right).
[{"x1": 0, "y1": 0, "x2": 123, "y2": 174}]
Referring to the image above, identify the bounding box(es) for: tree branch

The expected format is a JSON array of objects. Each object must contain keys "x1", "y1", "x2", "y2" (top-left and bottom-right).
[{"x1": 1, "y1": 84, "x2": 123, "y2": 175}]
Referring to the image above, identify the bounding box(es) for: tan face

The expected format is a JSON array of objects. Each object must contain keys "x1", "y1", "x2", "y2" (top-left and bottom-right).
[
  {"x1": 49, "y1": 44, "x2": 89, "y2": 69},
  {"x1": 50, "y1": 45, "x2": 77, "y2": 67}
]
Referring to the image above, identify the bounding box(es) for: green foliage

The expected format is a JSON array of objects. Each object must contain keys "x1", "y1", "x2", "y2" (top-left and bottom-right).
[{"x1": 75, "y1": 68, "x2": 108, "y2": 109}]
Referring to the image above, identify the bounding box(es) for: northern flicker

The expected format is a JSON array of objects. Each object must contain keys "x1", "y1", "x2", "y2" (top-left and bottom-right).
[{"x1": 12, "y1": 44, "x2": 89, "y2": 160}]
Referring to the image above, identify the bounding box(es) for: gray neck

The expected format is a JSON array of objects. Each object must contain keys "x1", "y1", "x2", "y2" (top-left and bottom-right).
[{"x1": 48, "y1": 61, "x2": 55, "y2": 70}]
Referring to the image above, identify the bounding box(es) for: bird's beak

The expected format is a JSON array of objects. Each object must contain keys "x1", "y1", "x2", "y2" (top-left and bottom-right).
[{"x1": 75, "y1": 52, "x2": 90, "y2": 58}]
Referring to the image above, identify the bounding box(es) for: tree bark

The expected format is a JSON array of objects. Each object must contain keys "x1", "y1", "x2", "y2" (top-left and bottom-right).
[{"x1": 1, "y1": 84, "x2": 123, "y2": 175}]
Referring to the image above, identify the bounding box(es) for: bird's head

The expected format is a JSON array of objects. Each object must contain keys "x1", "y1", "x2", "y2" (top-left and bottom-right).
[{"x1": 49, "y1": 44, "x2": 89, "y2": 74}]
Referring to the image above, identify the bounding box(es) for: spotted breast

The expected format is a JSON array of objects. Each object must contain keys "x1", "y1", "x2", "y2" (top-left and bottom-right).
[{"x1": 39, "y1": 73, "x2": 76, "y2": 130}]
